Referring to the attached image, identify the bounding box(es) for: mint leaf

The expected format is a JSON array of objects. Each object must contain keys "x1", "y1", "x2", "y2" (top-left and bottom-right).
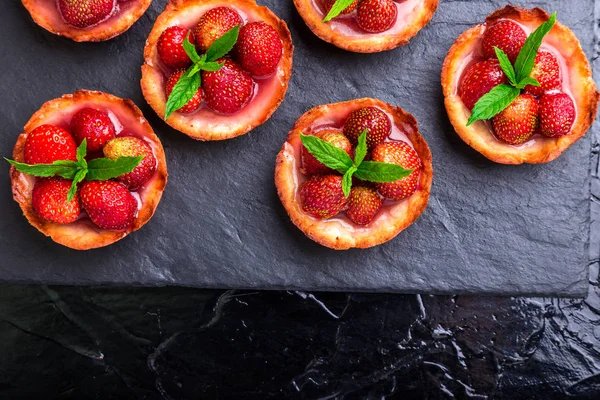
[
  {"x1": 355, "y1": 161, "x2": 413, "y2": 182},
  {"x1": 5, "y1": 158, "x2": 79, "y2": 179},
  {"x1": 494, "y1": 47, "x2": 516, "y2": 85},
  {"x1": 86, "y1": 156, "x2": 144, "y2": 181},
  {"x1": 205, "y1": 25, "x2": 240, "y2": 62},
  {"x1": 514, "y1": 12, "x2": 557, "y2": 83},
  {"x1": 300, "y1": 134, "x2": 354, "y2": 174},
  {"x1": 67, "y1": 168, "x2": 87, "y2": 202},
  {"x1": 200, "y1": 61, "x2": 225, "y2": 72},
  {"x1": 164, "y1": 67, "x2": 201, "y2": 120},
  {"x1": 323, "y1": 0, "x2": 356, "y2": 22},
  {"x1": 342, "y1": 165, "x2": 357, "y2": 197},
  {"x1": 466, "y1": 84, "x2": 520, "y2": 126},
  {"x1": 354, "y1": 130, "x2": 368, "y2": 166},
  {"x1": 183, "y1": 34, "x2": 201, "y2": 64},
  {"x1": 515, "y1": 76, "x2": 540, "y2": 89}
]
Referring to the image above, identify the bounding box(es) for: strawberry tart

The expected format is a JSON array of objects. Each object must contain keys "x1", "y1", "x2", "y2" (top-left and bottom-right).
[
  {"x1": 442, "y1": 6, "x2": 599, "y2": 164},
  {"x1": 293, "y1": 0, "x2": 438, "y2": 53},
  {"x1": 141, "y1": 0, "x2": 293, "y2": 140},
  {"x1": 22, "y1": 0, "x2": 152, "y2": 42},
  {"x1": 8, "y1": 90, "x2": 168, "y2": 250},
  {"x1": 275, "y1": 98, "x2": 432, "y2": 250}
]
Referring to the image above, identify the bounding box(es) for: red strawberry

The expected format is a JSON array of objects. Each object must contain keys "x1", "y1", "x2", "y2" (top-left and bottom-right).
[
  {"x1": 321, "y1": 0, "x2": 358, "y2": 15},
  {"x1": 202, "y1": 58, "x2": 254, "y2": 114},
  {"x1": 234, "y1": 22, "x2": 283, "y2": 77},
  {"x1": 345, "y1": 186, "x2": 383, "y2": 226},
  {"x1": 103, "y1": 137, "x2": 157, "y2": 190},
  {"x1": 356, "y1": 0, "x2": 397, "y2": 34},
  {"x1": 165, "y1": 69, "x2": 203, "y2": 114},
  {"x1": 459, "y1": 60, "x2": 507, "y2": 110},
  {"x1": 70, "y1": 108, "x2": 116, "y2": 152},
  {"x1": 482, "y1": 20, "x2": 527, "y2": 62},
  {"x1": 302, "y1": 129, "x2": 353, "y2": 175},
  {"x1": 24, "y1": 124, "x2": 77, "y2": 164},
  {"x1": 343, "y1": 107, "x2": 391, "y2": 150},
  {"x1": 538, "y1": 92, "x2": 575, "y2": 138},
  {"x1": 194, "y1": 7, "x2": 243, "y2": 52},
  {"x1": 372, "y1": 141, "x2": 421, "y2": 200},
  {"x1": 158, "y1": 26, "x2": 195, "y2": 69},
  {"x1": 32, "y1": 178, "x2": 81, "y2": 224},
  {"x1": 524, "y1": 51, "x2": 562, "y2": 97},
  {"x1": 80, "y1": 180, "x2": 137, "y2": 230},
  {"x1": 492, "y1": 94, "x2": 538, "y2": 145},
  {"x1": 300, "y1": 175, "x2": 348, "y2": 219},
  {"x1": 58, "y1": 0, "x2": 115, "y2": 29}
]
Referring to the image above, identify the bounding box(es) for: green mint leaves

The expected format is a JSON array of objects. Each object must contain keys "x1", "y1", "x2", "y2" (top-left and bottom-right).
[
  {"x1": 164, "y1": 26, "x2": 240, "y2": 120},
  {"x1": 466, "y1": 12, "x2": 557, "y2": 126},
  {"x1": 323, "y1": 0, "x2": 356, "y2": 22},
  {"x1": 6, "y1": 139, "x2": 143, "y2": 202},
  {"x1": 300, "y1": 130, "x2": 413, "y2": 197}
]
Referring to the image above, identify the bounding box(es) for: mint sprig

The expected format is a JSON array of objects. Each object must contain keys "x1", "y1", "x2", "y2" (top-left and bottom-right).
[
  {"x1": 164, "y1": 26, "x2": 240, "y2": 120},
  {"x1": 6, "y1": 139, "x2": 143, "y2": 202},
  {"x1": 300, "y1": 130, "x2": 413, "y2": 197},
  {"x1": 323, "y1": 0, "x2": 356, "y2": 22},
  {"x1": 466, "y1": 12, "x2": 557, "y2": 126}
]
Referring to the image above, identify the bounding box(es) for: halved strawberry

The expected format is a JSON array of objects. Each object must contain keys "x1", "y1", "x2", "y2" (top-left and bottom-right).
[
  {"x1": 482, "y1": 20, "x2": 527, "y2": 62},
  {"x1": 345, "y1": 186, "x2": 383, "y2": 226},
  {"x1": 234, "y1": 22, "x2": 283, "y2": 77},
  {"x1": 538, "y1": 92, "x2": 575, "y2": 138},
  {"x1": 202, "y1": 58, "x2": 254, "y2": 114},
  {"x1": 103, "y1": 137, "x2": 157, "y2": 190},
  {"x1": 300, "y1": 175, "x2": 348, "y2": 219},
  {"x1": 158, "y1": 26, "x2": 195, "y2": 69},
  {"x1": 356, "y1": 0, "x2": 397, "y2": 33},
  {"x1": 194, "y1": 7, "x2": 243, "y2": 52},
  {"x1": 70, "y1": 108, "x2": 116, "y2": 152},
  {"x1": 459, "y1": 60, "x2": 507, "y2": 111},
  {"x1": 343, "y1": 107, "x2": 391, "y2": 150},
  {"x1": 32, "y1": 178, "x2": 81, "y2": 224},
  {"x1": 492, "y1": 94, "x2": 538, "y2": 145},
  {"x1": 321, "y1": 0, "x2": 358, "y2": 15},
  {"x1": 24, "y1": 124, "x2": 77, "y2": 164},
  {"x1": 165, "y1": 69, "x2": 203, "y2": 114},
  {"x1": 524, "y1": 51, "x2": 562, "y2": 97},
  {"x1": 58, "y1": 0, "x2": 116, "y2": 29},
  {"x1": 79, "y1": 180, "x2": 137, "y2": 230},
  {"x1": 372, "y1": 141, "x2": 421, "y2": 200},
  {"x1": 301, "y1": 129, "x2": 352, "y2": 175}
]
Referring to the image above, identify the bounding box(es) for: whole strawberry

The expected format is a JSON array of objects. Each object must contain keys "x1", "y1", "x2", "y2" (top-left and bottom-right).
[
  {"x1": 343, "y1": 107, "x2": 391, "y2": 150},
  {"x1": 202, "y1": 58, "x2": 255, "y2": 114},
  {"x1": 80, "y1": 180, "x2": 137, "y2": 230},
  {"x1": 302, "y1": 129, "x2": 353, "y2": 175},
  {"x1": 492, "y1": 94, "x2": 538, "y2": 145},
  {"x1": 194, "y1": 7, "x2": 243, "y2": 52},
  {"x1": 58, "y1": 0, "x2": 116, "y2": 29},
  {"x1": 165, "y1": 69, "x2": 203, "y2": 114},
  {"x1": 524, "y1": 51, "x2": 562, "y2": 97},
  {"x1": 70, "y1": 108, "x2": 116, "y2": 152},
  {"x1": 321, "y1": 0, "x2": 358, "y2": 15},
  {"x1": 300, "y1": 175, "x2": 348, "y2": 219},
  {"x1": 24, "y1": 124, "x2": 77, "y2": 164},
  {"x1": 235, "y1": 22, "x2": 283, "y2": 77},
  {"x1": 459, "y1": 60, "x2": 507, "y2": 110},
  {"x1": 345, "y1": 186, "x2": 383, "y2": 226},
  {"x1": 32, "y1": 178, "x2": 81, "y2": 224},
  {"x1": 356, "y1": 0, "x2": 397, "y2": 33},
  {"x1": 103, "y1": 137, "x2": 157, "y2": 190},
  {"x1": 538, "y1": 92, "x2": 575, "y2": 138},
  {"x1": 482, "y1": 20, "x2": 527, "y2": 62},
  {"x1": 372, "y1": 141, "x2": 421, "y2": 201},
  {"x1": 158, "y1": 26, "x2": 194, "y2": 69}
]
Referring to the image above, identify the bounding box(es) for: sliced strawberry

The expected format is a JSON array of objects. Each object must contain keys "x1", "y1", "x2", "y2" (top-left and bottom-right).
[
  {"x1": 103, "y1": 137, "x2": 157, "y2": 190},
  {"x1": 58, "y1": 0, "x2": 115, "y2": 29},
  {"x1": 372, "y1": 141, "x2": 421, "y2": 201},
  {"x1": 301, "y1": 129, "x2": 352, "y2": 176},
  {"x1": 343, "y1": 107, "x2": 391, "y2": 150},
  {"x1": 321, "y1": 0, "x2": 358, "y2": 16},
  {"x1": 300, "y1": 175, "x2": 348, "y2": 219},
  {"x1": 538, "y1": 92, "x2": 575, "y2": 138},
  {"x1": 524, "y1": 51, "x2": 562, "y2": 97},
  {"x1": 165, "y1": 69, "x2": 203, "y2": 114},
  {"x1": 194, "y1": 7, "x2": 243, "y2": 52},
  {"x1": 158, "y1": 26, "x2": 195, "y2": 69},
  {"x1": 70, "y1": 108, "x2": 116, "y2": 152},
  {"x1": 235, "y1": 22, "x2": 283, "y2": 77},
  {"x1": 459, "y1": 60, "x2": 507, "y2": 110},
  {"x1": 356, "y1": 0, "x2": 397, "y2": 33},
  {"x1": 345, "y1": 186, "x2": 383, "y2": 226},
  {"x1": 482, "y1": 20, "x2": 527, "y2": 62},
  {"x1": 80, "y1": 180, "x2": 137, "y2": 230},
  {"x1": 32, "y1": 178, "x2": 81, "y2": 224},
  {"x1": 24, "y1": 124, "x2": 77, "y2": 164},
  {"x1": 492, "y1": 94, "x2": 538, "y2": 145},
  {"x1": 202, "y1": 58, "x2": 254, "y2": 114}
]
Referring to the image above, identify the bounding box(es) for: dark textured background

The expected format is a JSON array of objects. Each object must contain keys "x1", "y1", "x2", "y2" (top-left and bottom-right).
[{"x1": 0, "y1": 0, "x2": 594, "y2": 296}]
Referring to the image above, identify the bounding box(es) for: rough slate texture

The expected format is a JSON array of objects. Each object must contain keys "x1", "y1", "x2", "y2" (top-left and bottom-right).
[{"x1": 0, "y1": 0, "x2": 595, "y2": 295}]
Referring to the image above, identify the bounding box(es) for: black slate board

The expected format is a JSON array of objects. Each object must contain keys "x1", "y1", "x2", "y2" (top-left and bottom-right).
[{"x1": 0, "y1": 0, "x2": 594, "y2": 296}]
